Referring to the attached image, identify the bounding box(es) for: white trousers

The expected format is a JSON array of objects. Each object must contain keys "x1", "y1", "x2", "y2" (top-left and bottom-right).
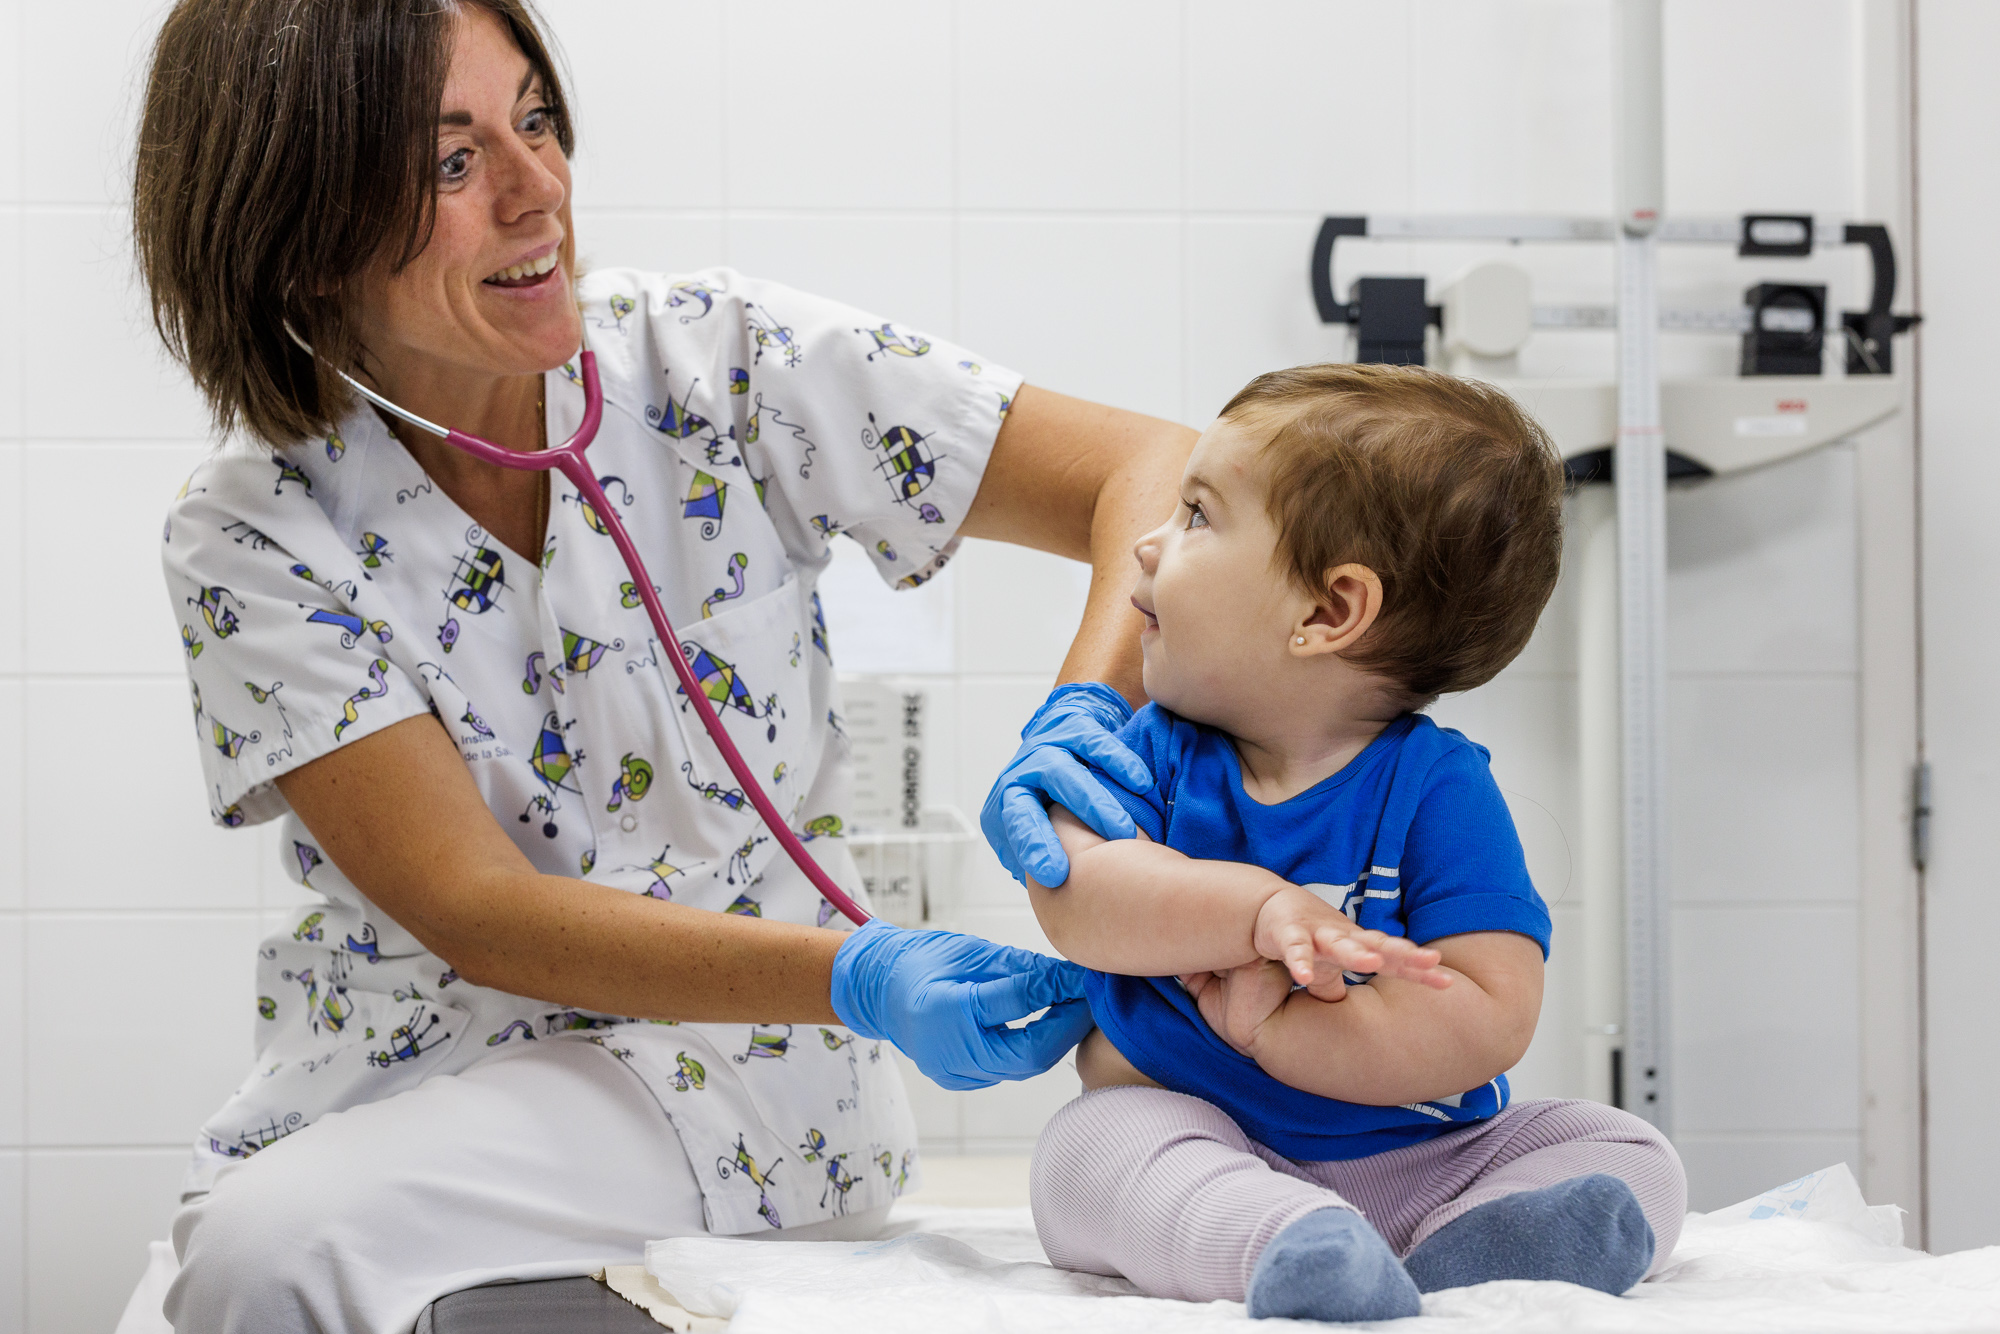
[{"x1": 121, "y1": 1035, "x2": 887, "y2": 1334}]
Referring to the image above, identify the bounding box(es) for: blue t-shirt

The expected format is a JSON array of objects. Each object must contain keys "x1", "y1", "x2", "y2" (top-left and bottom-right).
[{"x1": 1082, "y1": 706, "x2": 1551, "y2": 1162}]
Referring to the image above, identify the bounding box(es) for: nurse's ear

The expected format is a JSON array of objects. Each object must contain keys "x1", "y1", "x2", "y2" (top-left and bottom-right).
[{"x1": 1289, "y1": 564, "x2": 1383, "y2": 657}]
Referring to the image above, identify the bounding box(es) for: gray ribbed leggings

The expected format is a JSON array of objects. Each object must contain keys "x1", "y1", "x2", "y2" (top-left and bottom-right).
[{"x1": 1030, "y1": 1087, "x2": 1687, "y2": 1303}]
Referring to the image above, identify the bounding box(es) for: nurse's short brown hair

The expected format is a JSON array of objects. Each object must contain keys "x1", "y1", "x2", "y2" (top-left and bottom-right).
[
  {"x1": 133, "y1": 0, "x2": 574, "y2": 446},
  {"x1": 1220, "y1": 363, "x2": 1565, "y2": 707}
]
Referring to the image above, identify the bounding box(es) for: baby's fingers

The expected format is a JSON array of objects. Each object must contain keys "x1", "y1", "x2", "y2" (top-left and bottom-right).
[{"x1": 1312, "y1": 926, "x2": 1382, "y2": 971}]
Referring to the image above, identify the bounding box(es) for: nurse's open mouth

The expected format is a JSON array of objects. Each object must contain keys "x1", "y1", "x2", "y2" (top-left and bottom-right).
[{"x1": 484, "y1": 252, "x2": 560, "y2": 288}]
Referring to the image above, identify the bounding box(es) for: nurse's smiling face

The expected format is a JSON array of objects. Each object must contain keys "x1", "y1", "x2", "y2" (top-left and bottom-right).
[{"x1": 355, "y1": 6, "x2": 580, "y2": 389}]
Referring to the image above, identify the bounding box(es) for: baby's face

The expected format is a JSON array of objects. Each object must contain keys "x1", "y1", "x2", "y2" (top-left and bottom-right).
[{"x1": 1131, "y1": 417, "x2": 1305, "y2": 727}]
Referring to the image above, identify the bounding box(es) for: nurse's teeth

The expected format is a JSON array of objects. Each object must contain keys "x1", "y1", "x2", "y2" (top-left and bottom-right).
[{"x1": 485, "y1": 252, "x2": 559, "y2": 283}]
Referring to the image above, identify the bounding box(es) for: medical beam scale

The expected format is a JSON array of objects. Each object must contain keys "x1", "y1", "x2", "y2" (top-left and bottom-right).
[{"x1": 1305, "y1": 0, "x2": 1916, "y2": 1133}]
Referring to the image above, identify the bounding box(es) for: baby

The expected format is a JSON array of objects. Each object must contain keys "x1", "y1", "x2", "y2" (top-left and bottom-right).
[{"x1": 1025, "y1": 363, "x2": 1688, "y2": 1321}]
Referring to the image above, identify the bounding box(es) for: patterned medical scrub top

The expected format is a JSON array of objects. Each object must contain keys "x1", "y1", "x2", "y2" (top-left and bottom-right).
[{"x1": 161, "y1": 268, "x2": 1022, "y2": 1233}]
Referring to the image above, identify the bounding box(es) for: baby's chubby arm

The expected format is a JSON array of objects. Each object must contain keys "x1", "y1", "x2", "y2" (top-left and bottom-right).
[
  {"x1": 1025, "y1": 804, "x2": 1447, "y2": 988},
  {"x1": 1185, "y1": 931, "x2": 1544, "y2": 1105}
]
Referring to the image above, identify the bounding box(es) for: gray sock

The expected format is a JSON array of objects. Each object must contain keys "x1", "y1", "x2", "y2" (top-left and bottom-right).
[
  {"x1": 1246, "y1": 1208, "x2": 1423, "y2": 1322},
  {"x1": 1402, "y1": 1173, "x2": 1655, "y2": 1295}
]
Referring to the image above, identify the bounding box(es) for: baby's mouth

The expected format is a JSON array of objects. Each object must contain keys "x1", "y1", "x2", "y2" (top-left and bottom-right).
[{"x1": 484, "y1": 252, "x2": 560, "y2": 288}]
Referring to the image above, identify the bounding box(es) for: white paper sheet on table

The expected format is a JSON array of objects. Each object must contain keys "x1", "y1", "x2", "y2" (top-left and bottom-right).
[{"x1": 645, "y1": 1164, "x2": 2000, "y2": 1333}]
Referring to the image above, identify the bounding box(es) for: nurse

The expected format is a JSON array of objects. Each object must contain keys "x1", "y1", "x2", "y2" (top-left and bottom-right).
[{"x1": 130, "y1": 3, "x2": 1190, "y2": 1331}]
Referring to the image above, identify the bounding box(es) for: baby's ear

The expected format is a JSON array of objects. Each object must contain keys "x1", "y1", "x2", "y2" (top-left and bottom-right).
[{"x1": 1293, "y1": 564, "x2": 1384, "y2": 655}]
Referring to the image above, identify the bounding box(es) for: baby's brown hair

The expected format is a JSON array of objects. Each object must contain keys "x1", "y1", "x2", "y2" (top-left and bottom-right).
[{"x1": 1221, "y1": 363, "x2": 1565, "y2": 707}]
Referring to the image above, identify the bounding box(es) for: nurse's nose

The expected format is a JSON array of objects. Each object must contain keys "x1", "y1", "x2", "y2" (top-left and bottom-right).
[{"x1": 491, "y1": 131, "x2": 567, "y2": 224}]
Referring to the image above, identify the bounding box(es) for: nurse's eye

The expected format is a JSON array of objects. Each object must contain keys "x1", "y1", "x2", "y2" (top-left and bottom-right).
[
  {"x1": 1182, "y1": 499, "x2": 1208, "y2": 530},
  {"x1": 520, "y1": 105, "x2": 554, "y2": 137},
  {"x1": 439, "y1": 147, "x2": 472, "y2": 184}
]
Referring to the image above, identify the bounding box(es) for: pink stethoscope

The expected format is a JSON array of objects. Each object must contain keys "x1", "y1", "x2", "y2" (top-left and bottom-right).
[{"x1": 287, "y1": 324, "x2": 871, "y2": 927}]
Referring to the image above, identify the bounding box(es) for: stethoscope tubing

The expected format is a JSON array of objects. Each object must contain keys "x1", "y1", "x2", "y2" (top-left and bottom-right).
[{"x1": 284, "y1": 327, "x2": 872, "y2": 927}]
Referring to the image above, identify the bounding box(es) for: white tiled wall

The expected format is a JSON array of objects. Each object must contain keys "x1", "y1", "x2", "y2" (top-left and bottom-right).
[{"x1": 0, "y1": 0, "x2": 1902, "y2": 1325}]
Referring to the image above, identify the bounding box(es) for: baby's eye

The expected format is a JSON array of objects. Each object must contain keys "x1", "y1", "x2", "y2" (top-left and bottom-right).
[{"x1": 1183, "y1": 500, "x2": 1208, "y2": 530}]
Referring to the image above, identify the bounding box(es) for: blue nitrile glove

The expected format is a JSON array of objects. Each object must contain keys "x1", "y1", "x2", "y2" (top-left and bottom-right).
[
  {"x1": 980, "y1": 682, "x2": 1152, "y2": 888},
  {"x1": 830, "y1": 918, "x2": 1096, "y2": 1091}
]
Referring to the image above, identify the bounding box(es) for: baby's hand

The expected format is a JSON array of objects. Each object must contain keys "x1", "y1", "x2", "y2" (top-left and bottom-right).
[
  {"x1": 1182, "y1": 959, "x2": 1297, "y2": 1056},
  {"x1": 1253, "y1": 886, "x2": 1453, "y2": 1000}
]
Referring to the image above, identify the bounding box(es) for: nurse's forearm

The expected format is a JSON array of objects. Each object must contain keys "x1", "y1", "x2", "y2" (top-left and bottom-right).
[
  {"x1": 1058, "y1": 412, "x2": 1195, "y2": 704},
  {"x1": 275, "y1": 714, "x2": 844, "y2": 1024},
  {"x1": 963, "y1": 385, "x2": 1197, "y2": 705},
  {"x1": 439, "y1": 871, "x2": 844, "y2": 1023}
]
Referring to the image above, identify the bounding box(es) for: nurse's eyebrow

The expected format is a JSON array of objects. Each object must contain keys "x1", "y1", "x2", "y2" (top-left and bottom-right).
[{"x1": 436, "y1": 68, "x2": 539, "y2": 127}]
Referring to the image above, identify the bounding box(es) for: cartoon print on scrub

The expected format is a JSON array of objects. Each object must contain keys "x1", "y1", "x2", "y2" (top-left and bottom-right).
[
  {"x1": 619, "y1": 843, "x2": 685, "y2": 900},
  {"x1": 725, "y1": 892, "x2": 762, "y2": 917},
  {"x1": 305, "y1": 607, "x2": 393, "y2": 648},
  {"x1": 702, "y1": 553, "x2": 749, "y2": 618},
  {"x1": 521, "y1": 710, "x2": 583, "y2": 838},
  {"x1": 647, "y1": 372, "x2": 714, "y2": 444},
  {"x1": 861, "y1": 414, "x2": 942, "y2": 512},
  {"x1": 189, "y1": 585, "x2": 246, "y2": 639},
  {"x1": 736, "y1": 1024, "x2": 791, "y2": 1063},
  {"x1": 293, "y1": 840, "x2": 323, "y2": 889},
  {"x1": 325, "y1": 430, "x2": 347, "y2": 462},
  {"x1": 209, "y1": 1112, "x2": 306, "y2": 1162},
  {"x1": 355, "y1": 532, "x2": 392, "y2": 569},
  {"x1": 798, "y1": 1128, "x2": 858, "y2": 1213},
  {"x1": 367, "y1": 1004, "x2": 450, "y2": 1068},
  {"x1": 291, "y1": 562, "x2": 360, "y2": 602},
  {"x1": 667, "y1": 278, "x2": 721, "y2": 323},
  {"x1": 716, "y1": 1134, "x2": 784, "y2": 1229},
  {"x1": 854, "y1": 322, "x2": 931, "y2": 362},
  {"x1": 210, "y1": 714, "x2": 261, "y2": 760},
  {"x1": 293, "y1": 911, "x2": 325, "y2": 943},
  {"x1": 744, "y1": 392, "x2": 818, "y2": 480},
  {"x1": 683, "y1": 470, "x2": 728, "y2": 539},
  {"x1": 682, "y1": 759, "x2": 747, "y2": 811},
  {"x1": 332, "y1": 659, "x2": 393, "y2": 740},
  {"x1": 745, "y1": 300, "x2": 802, "y2": 368},
  {"x1": 220, "y1": 519, "x2": 277, "y2": 551},
  {"x1": 588, "y1": 292, "x2": 636, "y2": 333},
  {"x1": 522, "y1": 650, "x2": 558, "y2": 696},
  {"x1": 670, "y1": 1051, "x2": 707, "y2": 1091},
  {"x1": 272, "y1": 456, "x2": 312, "y2": 496},
  {"x1": 282, "y1": 958, "x2": 355, "y2": 1037},
  {"x1": 728, "y1": 367, "x2": 749, "y2": 395},
  {"x1": 606, "y1": 752, "x2": 654, "y2": 811},
  {"x1": 561, "y1": 474, "x2": 632, "y2": 537},
  {"x1": 242, "y1": 679, "x2": 296, "y2": 769},
  {"x1": 461, "y1": 703, "x2": 496, "y2": 742},
  {"x1": 345, "y1": 922, "x2": 382, "y2": 962},
  {"x1": 809, "y1": 590, "x2": 831, "y2": 658},
  {"x1": 725, "y1": 831, "x2": 768, "y2": 887},
  {"x1": 677, "y1": 641, "x2": 781, "y2": 741},
  {"x1": 560, "y1": 627, "x2": 625, "y2": 677},
  {"x1": 181, "y1": 625, "x2": 203, "y2": 659},
  {"x1": 446, "y1": 527, "x2": 507, "y2": 613}
]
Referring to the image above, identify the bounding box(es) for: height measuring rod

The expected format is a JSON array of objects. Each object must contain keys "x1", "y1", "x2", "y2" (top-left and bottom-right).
[{"x1": 1613, "y1": 0, "x2": 1671, "y2": 1131}]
